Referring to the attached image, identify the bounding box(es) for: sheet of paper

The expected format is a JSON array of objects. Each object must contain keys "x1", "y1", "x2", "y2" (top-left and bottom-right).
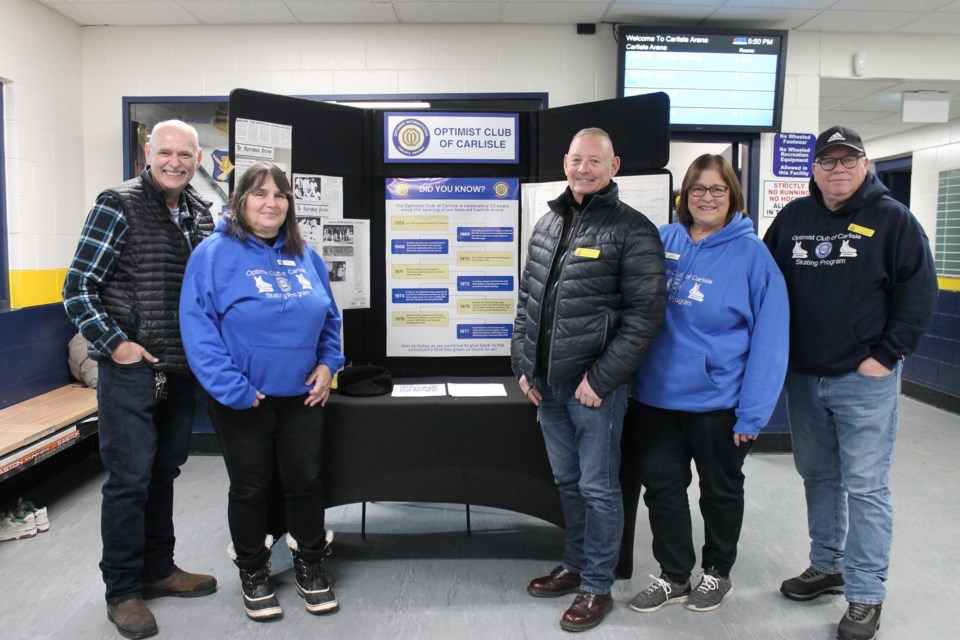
[
  {"x1": 446, "y1": 383, "x2": 507, "y2": 397},
  {"x1": 391, "y1": 383, "x2": 447, "y2": 398}
]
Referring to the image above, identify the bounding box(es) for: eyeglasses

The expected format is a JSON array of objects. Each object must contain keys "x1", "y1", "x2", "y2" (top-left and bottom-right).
[
  {"x1": 815, "y1": 155, "x2": 864, "y2": 170},
  {"x1": 688, "y1": 185, "x2": 728, "y2": 198}
]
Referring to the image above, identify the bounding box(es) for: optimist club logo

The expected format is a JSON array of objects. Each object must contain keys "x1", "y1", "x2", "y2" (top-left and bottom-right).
[
  {"x1": 392, "y1": 119, "x2": 430, "y2": 156},
  {"x1": 815, "y1": 242, "x2": 833, "y2": 259}
]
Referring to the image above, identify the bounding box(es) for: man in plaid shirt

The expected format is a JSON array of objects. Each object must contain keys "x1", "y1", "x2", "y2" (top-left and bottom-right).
[{"x1": 63, "y1": 120, "x2": 216, "y2": 640}]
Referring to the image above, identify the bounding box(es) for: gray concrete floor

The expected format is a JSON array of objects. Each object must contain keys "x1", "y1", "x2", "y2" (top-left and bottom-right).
[{"x1": 0, "y1": 395, "x2": 956, "y2": 639}]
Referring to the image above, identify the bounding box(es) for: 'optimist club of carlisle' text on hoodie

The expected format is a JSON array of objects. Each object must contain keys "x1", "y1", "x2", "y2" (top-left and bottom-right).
[
  {"x1": 632, "y1": 213, "x2": 790, "y2": 437},
  {"x1": 179, "y1": 217, "x2": 345, "y2": 410}
]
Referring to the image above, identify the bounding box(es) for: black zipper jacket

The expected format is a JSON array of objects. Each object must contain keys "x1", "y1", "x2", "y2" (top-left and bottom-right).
[{"x1": 511, "y1": 181, "x2": 665, "y2": 398}]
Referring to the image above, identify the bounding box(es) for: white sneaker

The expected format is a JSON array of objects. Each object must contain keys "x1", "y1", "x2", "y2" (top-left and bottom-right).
[
  {"x1": 1, "y1": 511, "x2": 37, "y2": 541},
  {"x1": 16, "y1": 499, "x2": 49, "y2": 533}
]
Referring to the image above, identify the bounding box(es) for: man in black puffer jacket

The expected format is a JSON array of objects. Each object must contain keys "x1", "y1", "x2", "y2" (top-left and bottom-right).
[
  {"x1": 513, "y1": 127, "x2": 665, "y2": 632},
  {"x1": 63, "y1": 120, "x2": 217, "y2": 640}
]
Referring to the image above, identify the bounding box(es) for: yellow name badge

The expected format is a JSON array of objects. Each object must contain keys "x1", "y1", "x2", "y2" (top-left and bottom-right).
[
  {"x1": 574, "y1": 247, "x2": 600, "y2": 259},
  {"x1": 848, "y1": 223, "x2": 875, "y2": 237}
]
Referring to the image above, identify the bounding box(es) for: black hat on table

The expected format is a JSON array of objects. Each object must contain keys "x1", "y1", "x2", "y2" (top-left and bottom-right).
[{"x1": 815, "y1": 126, "x2": 865, "y2": 157}]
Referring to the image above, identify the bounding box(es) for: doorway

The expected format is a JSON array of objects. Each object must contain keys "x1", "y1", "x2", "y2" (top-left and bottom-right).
[
  {"x1": 874, "y1": 155, "x2": 912, "y2": 208},
  {"x1": 668, "y1": 137, "x2": 759, "y2": 228}
]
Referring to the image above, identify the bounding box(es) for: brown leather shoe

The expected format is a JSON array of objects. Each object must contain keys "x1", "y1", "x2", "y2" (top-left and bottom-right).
[
  {"x1": 141, "y1": 566, "x2": 217, "y2": 599},
  {"x1": 527, "y1": 565, "x2": 582, "y2": 598},
  {"x1": 106, "y1": 599, "x2": 158, "y2": 640},
  {"x1": 560, "y1": 591, "x2": 614, "y2": 632}
]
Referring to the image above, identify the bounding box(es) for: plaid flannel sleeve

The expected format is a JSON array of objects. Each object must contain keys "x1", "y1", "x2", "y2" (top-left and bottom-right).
[{"x1": 62, "y1": 192, "x2": 129, "y2": 356}]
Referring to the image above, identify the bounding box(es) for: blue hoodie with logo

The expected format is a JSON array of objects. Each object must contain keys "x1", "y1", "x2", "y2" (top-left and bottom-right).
[
  {"x1": 180, "y1": 218, "x2": 345, "y2": 410},
  {"x1": 632, "y1": 213, "x2": 789, "y2": 436}
]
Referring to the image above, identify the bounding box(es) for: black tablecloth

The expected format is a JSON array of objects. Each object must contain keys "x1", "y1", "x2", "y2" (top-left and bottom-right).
[{"x1": 323, "y1": 377, "x2": 641, "y2": 578}]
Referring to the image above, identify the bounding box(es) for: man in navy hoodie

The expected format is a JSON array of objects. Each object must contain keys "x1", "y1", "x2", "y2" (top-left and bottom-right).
[{"x1": 764, "y1": 126, "x2": 937, "y2": 640}]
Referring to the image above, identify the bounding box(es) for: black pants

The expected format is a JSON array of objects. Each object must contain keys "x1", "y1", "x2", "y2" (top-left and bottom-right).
[
  {"x1": 209, "y1": 394, "x2": 327, "y2": 566},
  {"x1": 630, "y1": 401, "x2": 752, "y2": 582}
]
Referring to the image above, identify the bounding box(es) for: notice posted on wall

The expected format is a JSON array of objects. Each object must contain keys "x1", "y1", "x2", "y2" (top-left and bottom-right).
[
  {"x1": 762, "y1": 180, "x2": 809, "y2": 219},
  {"x1": 234, "y1": 118, "x2": 293, "y2": 182},
  {"x1": 385, "y1": 177, "x2": 519, "y2": 357},
  {"x1": 297, "y1": 216, "x2": 371, "y2": 310},
  {"x1": 293, "y1": 173, "x2": 343, "y2": 219}
]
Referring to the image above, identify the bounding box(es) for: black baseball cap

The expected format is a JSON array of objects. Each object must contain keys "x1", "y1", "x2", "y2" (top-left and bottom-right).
[{"x1": 815, "y1": 126, "x2": 866, "y2": 157}]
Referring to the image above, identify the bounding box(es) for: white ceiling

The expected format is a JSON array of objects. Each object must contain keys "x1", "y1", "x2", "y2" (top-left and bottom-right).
[{"x1": 32, "y1": 0, "x2": 960, "y2": 142}]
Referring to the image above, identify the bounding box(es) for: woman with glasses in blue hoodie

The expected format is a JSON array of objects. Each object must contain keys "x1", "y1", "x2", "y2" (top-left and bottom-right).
[
  {"x1": 179, "y1": 162, "x2": 345, "y2": 623},
  {"x1": 626, "y1": 154, "x2": 789, "y2": 616}
]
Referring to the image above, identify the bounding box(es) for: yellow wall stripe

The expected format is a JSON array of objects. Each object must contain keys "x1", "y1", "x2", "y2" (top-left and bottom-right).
[
  {"x1": 939, "y1": 277, "x2": 960, "y2": 291},
  {"x1": 9, "y1": 269, "x2": 68, "y2": 308}
]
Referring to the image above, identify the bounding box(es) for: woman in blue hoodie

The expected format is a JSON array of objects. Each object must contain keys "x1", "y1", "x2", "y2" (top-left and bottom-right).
[
  {"x1": 180, "y1": 162, "x2": 345, "y2": 622},
  {"x1": 627, "y1": 155, "x2": 789, "y2": 615}
]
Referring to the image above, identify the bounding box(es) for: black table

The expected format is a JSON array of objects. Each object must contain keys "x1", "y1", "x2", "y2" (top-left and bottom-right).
[{"x1": 322, "y1": 376, "x2": 642, "y2": 578}]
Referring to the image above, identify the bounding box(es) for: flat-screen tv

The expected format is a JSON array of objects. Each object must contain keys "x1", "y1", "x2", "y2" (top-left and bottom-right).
[{"x1": 616, "y1": 25, "x2": 788, "y2": 133}]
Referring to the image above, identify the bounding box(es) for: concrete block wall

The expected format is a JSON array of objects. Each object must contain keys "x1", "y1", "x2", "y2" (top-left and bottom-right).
[{"x1": 904, "y1": 290, "x2": 960, "y2": 412}]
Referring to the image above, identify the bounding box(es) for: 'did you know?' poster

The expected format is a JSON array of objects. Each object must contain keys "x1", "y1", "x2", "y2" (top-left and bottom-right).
[{"x1": 385, "y1": 177, "x2": 519, "y2": 357}]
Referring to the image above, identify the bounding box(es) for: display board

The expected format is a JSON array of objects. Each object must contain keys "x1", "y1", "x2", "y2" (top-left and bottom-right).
[{"x1": 228, "y1": 89, "x2": 672, "y2": 377}]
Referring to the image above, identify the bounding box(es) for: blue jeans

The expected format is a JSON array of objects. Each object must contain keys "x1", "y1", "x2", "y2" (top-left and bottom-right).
[
  {"x1": 97, "y1": 360, "x2": 196, "y2": 604},
  {"x1": 784, "y1": 362, "x2": 901, "y2": 605},
  {"x1": 536, "y1": 375, "x2": 627, "y2": 594}
]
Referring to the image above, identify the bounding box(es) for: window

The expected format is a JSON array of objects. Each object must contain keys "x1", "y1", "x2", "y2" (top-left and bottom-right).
[
  {"x1": 935, "y1": 167, "x2": 960, "y2": 277},
  {"x1": 124, "y1": 97, "x2": 231, "y2": 216}
]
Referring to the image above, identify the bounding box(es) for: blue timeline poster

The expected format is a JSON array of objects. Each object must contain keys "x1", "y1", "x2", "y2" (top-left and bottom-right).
[{"x1": 385, "y1": 178, "x2": 519, "y2": 357}]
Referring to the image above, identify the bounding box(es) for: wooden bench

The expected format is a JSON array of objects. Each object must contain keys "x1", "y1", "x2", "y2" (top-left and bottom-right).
[{"x1": 0, "y1": 384, "x2": 98, "y2": 481}]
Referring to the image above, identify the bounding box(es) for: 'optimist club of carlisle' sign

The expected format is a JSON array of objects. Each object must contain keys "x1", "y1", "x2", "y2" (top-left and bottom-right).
[{"x1": 385, "y1": 112, "x2": 519, "y2": 164}]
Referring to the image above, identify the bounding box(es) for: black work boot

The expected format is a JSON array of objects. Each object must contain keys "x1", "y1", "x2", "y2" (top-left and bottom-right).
[
  {"x1": 287, "y1": 531, "x2": 339, "y2": 614},
  {"x1": 781, "y1": 566, "x2": 844, "y2": 601},
  {"x1": 837, "y1": 602, "x2": 882, "y2": 640},
  {"x1": 228, "y1": 537, "x2": 282, "y2": 621}
]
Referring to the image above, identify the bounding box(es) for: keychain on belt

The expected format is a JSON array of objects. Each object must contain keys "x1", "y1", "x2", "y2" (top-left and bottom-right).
[{"x1": 155, "y1": 371, "x2": 168, "y2": 400}]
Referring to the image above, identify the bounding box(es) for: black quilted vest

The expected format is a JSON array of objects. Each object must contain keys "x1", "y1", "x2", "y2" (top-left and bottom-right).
[{"x1": 99, "y1": 169, "x2": 214, "y2": 375}]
